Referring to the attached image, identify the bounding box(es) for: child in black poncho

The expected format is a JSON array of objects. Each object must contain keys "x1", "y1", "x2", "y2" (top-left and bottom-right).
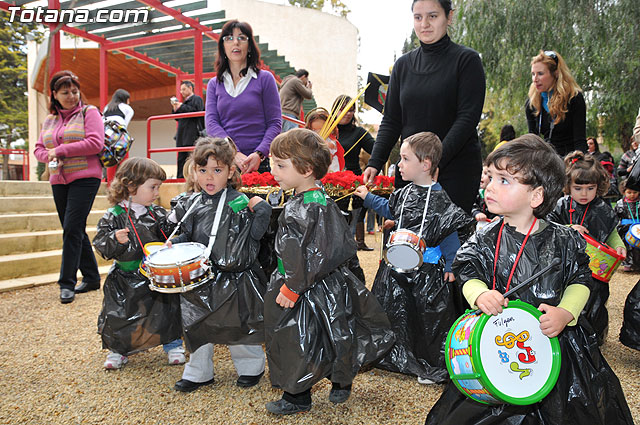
[
  {"x1": 426, "y1": 134, "x2": 633, "y2": 425},
  {"x1": 547, "y1": 151, "x2": 625, "y2": 345},
  {"x1": 614, "y1": 178, "x2": 640, "y2": 272},
  {"x1": 264, "y1": 129, "x2": 394, "y2": 415},
  {"x1": 170, "y1": 137, "x2": 272, "y2": 392},
  {"x1": 94, "y1": 158, "x2": 184, "y2": 370},
  {"x1": 354, "y1": 131, "x2": 472, "y2": 384}
]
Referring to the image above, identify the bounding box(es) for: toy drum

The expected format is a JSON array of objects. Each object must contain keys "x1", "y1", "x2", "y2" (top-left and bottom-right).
[
  {"x1": 583, "y1": 233, "x2": 624, "y2": 283},
  {"x1": 139, "y1": 242, "x2": 166, "y2": 278},
  {"x1": 625, "y1": 224, "x2": 640, "y2": 248},
  {"x1": 144, "y1": 242, "x2": 213, "y2": 293},
  {"x1": 445, "y1": 300, "x2": 561, "y2": 405},
  {"x1": 383, "y1": 228, "x2": 427, "y2": 273}
]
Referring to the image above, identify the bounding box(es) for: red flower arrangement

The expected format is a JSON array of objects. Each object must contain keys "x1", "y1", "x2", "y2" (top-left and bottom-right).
[{"x1": 241, "y1": 172, "x2": 278, "y2": 187}]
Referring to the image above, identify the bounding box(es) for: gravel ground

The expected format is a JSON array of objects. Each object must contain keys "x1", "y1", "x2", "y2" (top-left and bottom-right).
[{"x1": 0, "y1": 232, "x2": 638, "y2": 425}]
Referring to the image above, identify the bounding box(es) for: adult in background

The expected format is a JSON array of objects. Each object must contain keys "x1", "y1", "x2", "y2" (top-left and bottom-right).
[
  {"x1": 618, "y1": 138, "x2": 639, "y2": 179},
  {"x1": 34, "y1": 70, "x2": 104, "y2": 304},
  {"x1": 206, "y1": 19, "x2": 282, "y2": 174},
  {"x1": 525, "y1": 50, "x2": 586, "y2": 157},
  {"x1": 332, "y1": 94, "x2": 375, "y2": 251},
  {"x1": 280, "y1": 69, "x2": 313, "y2": 132},
  {"x1": 103, "y1": 88, "x2": 134, "y2": 128},
  {"x1": 172, "y1": 81, "x2": 204, "y2": 178},
  {"x1": 363, "y1": 0, "x2": 486, "y2": 214}
]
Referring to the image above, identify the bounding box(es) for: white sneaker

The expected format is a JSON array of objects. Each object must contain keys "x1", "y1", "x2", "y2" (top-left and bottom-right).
[
  {"x1": 417, "y1": 376, "x2": 435, "y2": 385},
  {"x1": 104, "y1": 352, "x2": 128, "y2": 370},
  {"x1": 167, "y1": 346, "x2": 186, "y2": 365}
]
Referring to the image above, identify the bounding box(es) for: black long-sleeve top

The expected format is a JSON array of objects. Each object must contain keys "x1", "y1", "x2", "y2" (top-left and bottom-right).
[
  {"x1": 525, "y1": 92, "x2": 587, "y2": 157},
  {"x1": 336, "y1": 123, "x2": 374, "y2": 174},
  {"x1": 367, "y1": 34, "x2": 485, "y2": 212}
]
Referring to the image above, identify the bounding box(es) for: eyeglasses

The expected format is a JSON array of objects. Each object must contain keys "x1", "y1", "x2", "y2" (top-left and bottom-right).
[
  {"x1": 222, "y1": 35, "x2": 249, "y2": 43},
  {"x1": 544, "y1": 50, "x2": 558, "y2": 64}
]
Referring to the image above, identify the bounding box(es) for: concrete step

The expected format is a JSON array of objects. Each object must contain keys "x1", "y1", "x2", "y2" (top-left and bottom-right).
[
  {"x1": 0, "y1": 210, "x2": 105, "y2": 233},
  {"x1": 0, "y1": 228, "x2": 99, "y2": 255},
  {"x1": 0, "y1": 180, "x2": 107, "y2": 196},
  {"x1": 0, "y1": 195, "x2": 110, "y2": 214},
  {"x1": 0, "y1": 249, "x2": 111, "y2": 281},
  {"x1": 0, "y1": 265, "x2": 111, "y2": 293}
]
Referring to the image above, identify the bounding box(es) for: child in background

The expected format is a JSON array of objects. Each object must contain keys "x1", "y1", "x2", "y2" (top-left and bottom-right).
[
  {"x1": 94, "y1": 158, "x2": 184, "y2": 370},
  {"x1": 304, "y1": 107, "x2": 345, "y2": 172},
  {"x1": 471, "y1": 165, "x2": 498, "y2": 227},
  {"x1": 354, "y1": 131, "x2": 471, "y2": 385},
  {"x1": 614, "y1": 179, "x2": 640, "y2": 272},
  {"x1": 264, "y1": 129, "x2": 393, "y2": 415},
  {"x1": 171, "y1": 137, "x2": 272, "y2": 392},
  {"x1": 169, "y1": 158, "x2": 201, "y2": 225},
  {"x1": 547, "y1": 151, "x2": 625, "y2": 345},
  {"x1": 426, "y1": 134, "x2": 633, "y2": 425}
]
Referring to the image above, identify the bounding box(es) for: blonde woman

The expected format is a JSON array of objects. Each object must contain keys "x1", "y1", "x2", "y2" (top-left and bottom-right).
[{"x1": 526, "y1": 50, "x2": 586, "y2": 156}]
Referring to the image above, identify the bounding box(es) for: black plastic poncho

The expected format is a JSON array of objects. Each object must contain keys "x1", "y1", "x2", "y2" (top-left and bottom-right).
[
  {"x1": 94, "y1": 204, "x2": 182, "y2": 356},
  {"x1": 264, "y1": 189, "x2": 394, "y2": 394},
  {"x1": 548, "y1": 195, "x2": 619, "y2": 344},
  {"x1": 370, "y1": 184, "x2": 473, "y2": 382},
  {"x1": 620, "y1": 278, "x2": 640, "y2": 351},
  {"x1": 614, "y1": 198, "x2": 640, "y2": 270},
  {"x1": 174, "y1": 188, "x2": 270, "y2": 351},
  {"x1": 425, "y1": 219, "x2": 634, "y2": 425}
]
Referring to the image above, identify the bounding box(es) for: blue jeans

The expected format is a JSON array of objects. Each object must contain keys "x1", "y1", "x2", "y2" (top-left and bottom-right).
[
  {"x1": 163, "y1": 339, "x2": 183, "y2": 352},
  {"x1": 281, "y1": 113, "x2": 299, "y2": 133}
]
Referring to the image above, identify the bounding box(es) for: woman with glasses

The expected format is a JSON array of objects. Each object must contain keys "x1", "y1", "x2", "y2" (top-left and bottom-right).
[
  {"x1": 526, "y1": 50, "x2": 587, "y2": 156},
  {"x1": 34, "y1": 70, "x2": 104, "y2": 304},
  {"x1": 363, "y1": 0, "x2": 485, "y2": 216},
  {"x1": 205, "y1": 19, "x2": 282, "y2": 174}
]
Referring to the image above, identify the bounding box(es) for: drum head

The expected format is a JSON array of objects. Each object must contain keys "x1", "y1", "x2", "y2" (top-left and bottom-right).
[
  {"x1": 631, "y1": 224, "x2": 640, "y2": 239},
  {"x1": 385, "y1": 244, "x2": 422, "y2": 271},
  {"x1": 475, "y1": 300, "x2": 561, "y2": 405},
  {"x1": 146, "y1": 242, "x2": 206, "y2": 266}
]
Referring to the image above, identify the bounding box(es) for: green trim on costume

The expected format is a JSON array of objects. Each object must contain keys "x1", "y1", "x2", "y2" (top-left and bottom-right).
[
  {"x1": 108, "y1": 205, "x2": 125, "y2": 216},
  {"x1": 228, "y1": 194, "x2": 249, "y2": 213},
  {"x1": 303, "y1": 190, "x2": 326, "y2": 205},
  {"x1": 277, "y1": 257, "x2": 285, "y2": 275},
  {"x1": 116, "y1": 259, "x2": 141, "y2": 272}
]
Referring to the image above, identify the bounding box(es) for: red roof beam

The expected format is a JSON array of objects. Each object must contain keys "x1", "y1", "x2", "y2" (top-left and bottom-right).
[
  {"x1": 135, "y1": 0, "x2": 220, "y2": 41},
  {"x1": 118, "y1": 48, "x2": 183, "y2": 75}
]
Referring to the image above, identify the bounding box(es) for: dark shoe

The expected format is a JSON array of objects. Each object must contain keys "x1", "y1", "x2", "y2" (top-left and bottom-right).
[
  {"x1": 357, "y1": 242, "x2": 374, "y2": 251},
  {"x1": 265, "y1": 398, "x2": 311, "y2": 415},
  {"x1": 174, "y1": 378, "x2": 215, "y2": 392},
  {"x1": 236, "y1": 371, "x2": 264, "y2": 388},
  {"x1": 74, "y1": 280, "x2": 100, "y2": 293},
  {"x1": 329, "y1": 384, "x2": 352, "y2": 404},
  {"x1": 60, "y1": 288, "x2": 75, "y2": 304}
]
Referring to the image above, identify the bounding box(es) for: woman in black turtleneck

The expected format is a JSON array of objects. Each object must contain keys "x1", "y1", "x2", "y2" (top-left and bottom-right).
[
  {"x1": 363, "y1": 0, "x2": 485, "y2": 214},
  {"x1": 332, "y1": 95, "x2": 376, "y2": 250}
]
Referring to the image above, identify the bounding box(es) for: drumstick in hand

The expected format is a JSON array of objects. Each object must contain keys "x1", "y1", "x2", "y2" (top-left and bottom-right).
[{"x1": 503, "y1": 258, "x2": 562, "y2": 299}]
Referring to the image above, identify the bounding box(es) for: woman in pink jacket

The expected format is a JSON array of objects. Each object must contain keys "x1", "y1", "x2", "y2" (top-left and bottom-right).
[{"x1": 34, "y1": 70, "x2": 104, "y2": 304}]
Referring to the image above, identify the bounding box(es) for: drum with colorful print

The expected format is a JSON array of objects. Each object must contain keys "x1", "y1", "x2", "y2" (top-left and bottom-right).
[
  {"x1": 583, "y1": 233, "x2": 624, "y2": 283},
  {"x1": 625, "y1": 223, "x2": 640, "y2": 248},
  {"x1": 445, "y1": 299, "x2": 561, "y2": 405}
]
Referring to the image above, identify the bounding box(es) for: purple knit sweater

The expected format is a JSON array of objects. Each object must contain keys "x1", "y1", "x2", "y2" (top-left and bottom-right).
[{"x1": 205, "y1": 70, "x2": 282, "y2": 156}]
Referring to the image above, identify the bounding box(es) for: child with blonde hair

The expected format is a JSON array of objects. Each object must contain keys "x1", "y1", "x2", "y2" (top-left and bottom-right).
[
  {"x1": 94, "y1": 157, "x2": 184, "y2": 369},
  {"x1": 305, "y1": 107, "x2": 344, "y2": 172}
]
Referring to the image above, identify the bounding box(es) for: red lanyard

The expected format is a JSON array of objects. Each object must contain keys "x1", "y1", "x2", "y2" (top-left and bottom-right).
[
  {"x1": 492, "y1": 217, "x2": 538, "y2": 293},
  {"x1": 123, "y1": 206, "x2": 167, "y2": 254},
  {"x1": 568, "y1": 197, "x2": 589, "y2": 226}
]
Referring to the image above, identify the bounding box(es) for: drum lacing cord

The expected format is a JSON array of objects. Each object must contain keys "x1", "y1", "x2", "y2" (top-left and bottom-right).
[
  {"x1": 625, "y1": 199, "x2": 639, "y2": 221},
  {"x1": 492, "y1": 217, "x2": 538, "y2": 293},
  {"x1": 568, "y1": 197, "x2": 590, "y2": 227},
  {"x1": 397, "y1": 183, "x2": 433, "y2": 238}
]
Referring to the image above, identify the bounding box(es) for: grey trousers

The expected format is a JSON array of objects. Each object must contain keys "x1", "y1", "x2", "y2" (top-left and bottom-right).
[{"x1": 181, "y1": 343, "x2": 265, "y2": 383}]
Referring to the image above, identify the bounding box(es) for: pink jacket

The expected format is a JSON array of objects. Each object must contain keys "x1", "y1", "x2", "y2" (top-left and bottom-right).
[{"x1": 34, "y1": 103, "x2": 104, "y2": 185}]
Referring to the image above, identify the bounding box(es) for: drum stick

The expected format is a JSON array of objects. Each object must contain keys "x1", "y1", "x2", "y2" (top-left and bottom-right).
[
  {"x1": 165, "y1": 196, "x2": 201, "y2": 241},
  {"x1": 334, "y1": 190, "x2": 357, "y2": 202},
  {"x1": 503, "y1": 258, "x2": 562, "y2": 299}
]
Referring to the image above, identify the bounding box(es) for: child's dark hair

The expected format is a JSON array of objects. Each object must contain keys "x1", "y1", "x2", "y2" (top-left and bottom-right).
[
  {"x1": 485, "y1": 134, "x2": 565, "y2": 218},
  {"x1": 271, "y1": 128, "x2": 331, "y2": 179},
  {"x1": 563, "y1": 151, "x2": 610, "y2": 196},
  {"x1": 620, "y1": 178, "x2": 640, "y2": 194},
  {"x1": 403, "y1": 132, "x2": 442, "y2": 177},
  {"x1": 191, "y1": 137, "x2": 242, "y2": 189},
  {"x1": 108, "y1": 157, "x2": 166, "y2": 205}
]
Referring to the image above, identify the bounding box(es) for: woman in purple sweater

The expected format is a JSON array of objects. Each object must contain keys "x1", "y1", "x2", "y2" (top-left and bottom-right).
[
  {"x1": 206, "y1": 20, "x2": 282, "y2": 174},
  {"x1": 34, "y1": 70, "x2": 105, "y2": 304}
]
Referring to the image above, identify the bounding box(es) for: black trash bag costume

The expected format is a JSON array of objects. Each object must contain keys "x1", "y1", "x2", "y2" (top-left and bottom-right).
[
  {"x1": 547, "y1": 195, "x2": 619, "y2": 345},
  {"x1": 620, "y1": 278, "x2": 640, "y2": 351},
  {"x1": 368, "y1": 183, "x2": 473, "y2": 383},
  {"x1": 173, "y1": 187, "x2": 270, "y2": 352},
  {"x1": 614, "y1": 198, "x2": 640, "y2": 271},
  {"x1": 264, "y1": 189, "x2": 395, "y2": 394},
  {"x1": 425, "y1": 219, "x2": 634, "y2": 425},
  {"x1": 94, "y1": 204, "x2": 182, "y2": 356}
]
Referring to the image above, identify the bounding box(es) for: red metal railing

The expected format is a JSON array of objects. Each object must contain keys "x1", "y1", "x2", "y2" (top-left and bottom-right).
[
  {"x1": 147, "y1": 112, "x2": 305, "y2": 182},
  {"x1": 0, "y1": 148, "x2": 29, "y2": 181}
]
